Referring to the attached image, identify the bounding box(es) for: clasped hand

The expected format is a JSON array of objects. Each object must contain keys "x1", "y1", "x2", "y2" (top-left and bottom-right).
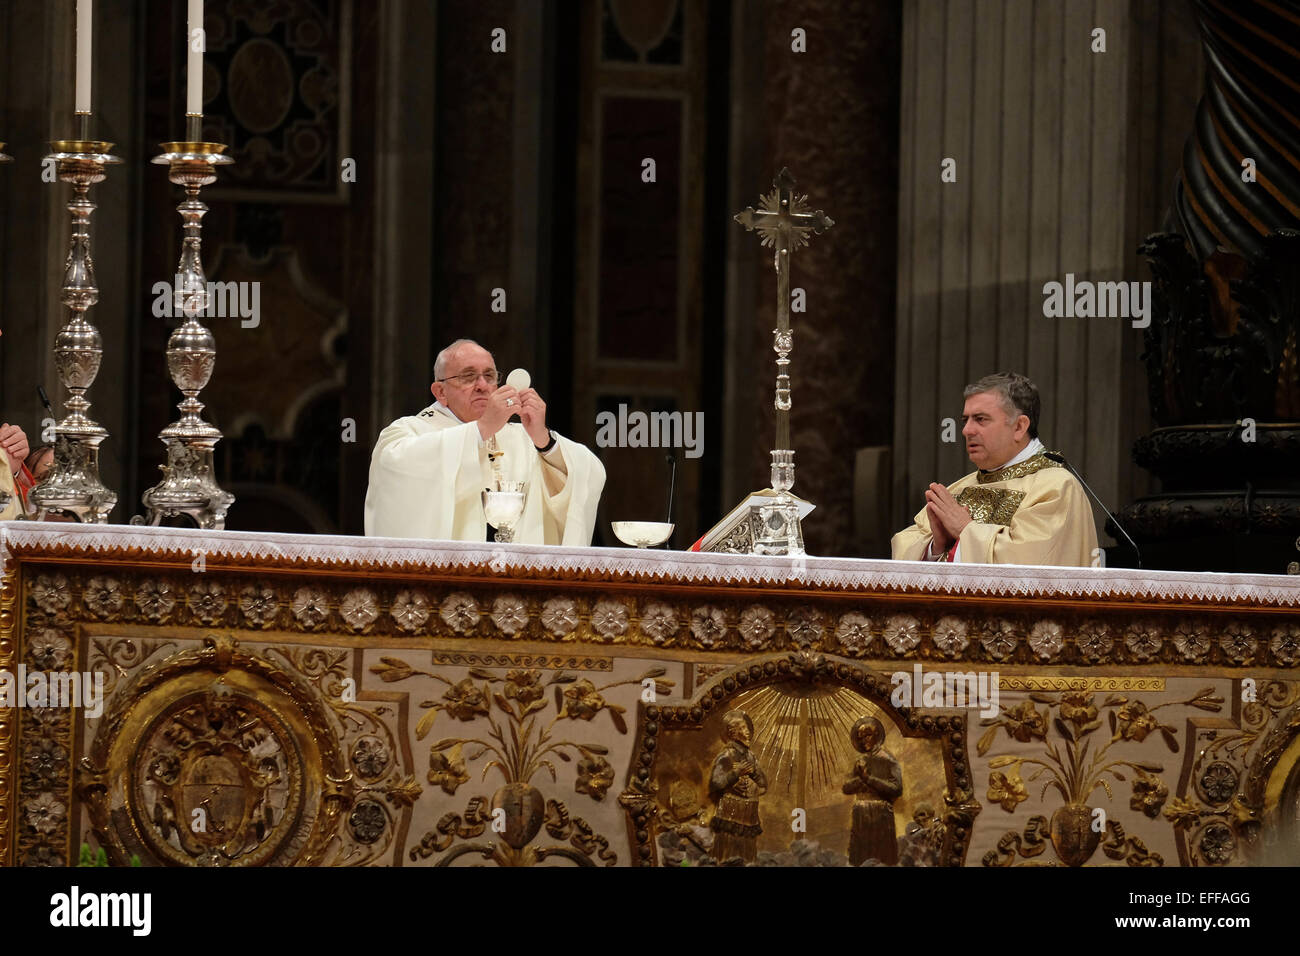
[
  {"x1": 0, "y1": 423, "x2": 28, "y2": 475},
  {"x1": 924, "y1": 482, "x2": 971, "y2": 552}
]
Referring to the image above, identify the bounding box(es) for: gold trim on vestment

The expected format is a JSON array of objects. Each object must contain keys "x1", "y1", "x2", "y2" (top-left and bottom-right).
[
  {"x1": 975, "y1": 450, "x2": 1063, "y2": 484},
  {"x1": 956, "y1": 487, "x2": 1026, "y2": 525}
]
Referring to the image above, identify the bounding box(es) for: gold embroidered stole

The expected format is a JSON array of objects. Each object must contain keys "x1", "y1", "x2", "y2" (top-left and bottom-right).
[{"x1": 954, "y1": 451, "x2": 1062, "y2": 526}]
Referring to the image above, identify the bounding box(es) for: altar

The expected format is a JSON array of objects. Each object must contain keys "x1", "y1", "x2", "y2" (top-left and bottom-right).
[{"x1": 1, "y1": 521, "x2": 1297, "y2": 868}]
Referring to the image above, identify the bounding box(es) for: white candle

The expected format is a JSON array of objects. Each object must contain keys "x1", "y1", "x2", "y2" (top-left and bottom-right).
[
  {"x1": 187, "y1": 0, "x2": 204, "y2": 115},
  {"x1": 75, "y1": 0, "x2": 92, "y2": 114}
]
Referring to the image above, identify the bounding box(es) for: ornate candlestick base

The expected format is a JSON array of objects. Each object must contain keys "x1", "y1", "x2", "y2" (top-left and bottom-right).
[
  {"x1": 135, "y1": 142, "x2": 235, "y2": 530},
  {"x1": 30, "y1": 140, "x2": 122, "y2": 523},
  {"x1": 751, "y1": 450, "x2": 805, "y2": 555}
]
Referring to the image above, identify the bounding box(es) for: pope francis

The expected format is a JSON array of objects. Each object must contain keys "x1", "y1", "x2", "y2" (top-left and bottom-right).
[
  {"x1": 364, "y1": 339, "x2": 605, "y2": 544},
  {"x1": 891, "y1": 372, "x2": 1099, "y2": 566}
]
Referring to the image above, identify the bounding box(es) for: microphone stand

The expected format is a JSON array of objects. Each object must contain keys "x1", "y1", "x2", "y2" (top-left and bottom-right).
[{"x1": 1043, "y1": 451, "x2": 1141, "y2": 568}]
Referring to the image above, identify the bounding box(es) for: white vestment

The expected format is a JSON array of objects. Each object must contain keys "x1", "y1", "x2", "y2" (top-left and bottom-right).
[
  {"x1": 0, "y1": 457, "x2": 19, "y2": 520},
  {"x1": 364, "y1": 402, "x2": 606, "y2": 545}
]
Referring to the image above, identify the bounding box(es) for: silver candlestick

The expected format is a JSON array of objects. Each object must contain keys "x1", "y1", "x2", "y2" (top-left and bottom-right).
[
  {"x1": 0, "y1": 142, "x2": 10, "y2": 515},
  {"x1": 30, "y1": 135, "x2": 122, "y2": 523},
  {"x1": 135, "y1": 130, "x2": 234, "y2": 529}
]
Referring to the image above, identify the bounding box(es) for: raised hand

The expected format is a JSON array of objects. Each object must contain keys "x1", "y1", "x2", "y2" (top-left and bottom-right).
[
  {"x1": 476, "y1": 386, "x2": 520, "y2": 441},
  {"x1": 515, "y1": 388, "x2": 550, "y2": 447}
]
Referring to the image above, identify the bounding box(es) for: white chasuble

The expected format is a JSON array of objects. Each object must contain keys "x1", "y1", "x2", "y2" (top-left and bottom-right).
[
  {"x1": 891, "y1": 451, "x2": 1099, "y2": 567},
  {"x1": 0, "y1": 458, "x2": 19, "y2": 520},
  {"x1": 364, "y1": 403, "x2": 606, "y2": 545}
]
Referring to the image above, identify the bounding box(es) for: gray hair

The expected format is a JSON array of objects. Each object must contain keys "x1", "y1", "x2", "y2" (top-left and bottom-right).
[
  {"x1": 963, "y1": 372, "x2": 1040, "y2": 439},
  {"x1": 434, "y1": 338, "x2": 490, "y2": 380}
]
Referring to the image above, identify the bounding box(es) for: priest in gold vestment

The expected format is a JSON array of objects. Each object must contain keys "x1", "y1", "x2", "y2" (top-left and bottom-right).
[{"x1": 891, "y1": 373, "x2": 1099, "y2": 567}]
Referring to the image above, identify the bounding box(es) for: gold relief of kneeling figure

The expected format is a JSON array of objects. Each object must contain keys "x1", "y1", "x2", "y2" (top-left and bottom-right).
[
  {"x1": 709, "y1": 710, "x2": 767, "y2": 863},
  {"x1": 844, "y1": 716, "x2": 903, "y2": 866}
]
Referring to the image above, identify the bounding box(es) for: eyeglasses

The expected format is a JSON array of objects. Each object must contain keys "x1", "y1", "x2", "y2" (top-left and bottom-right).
[{"x1": 437, "y1": 369, "x2": 499, "y2": 387}]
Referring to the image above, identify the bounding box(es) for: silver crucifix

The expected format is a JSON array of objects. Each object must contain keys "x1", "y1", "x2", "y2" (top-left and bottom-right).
[{"x1": 734, "y1": 167, "x2": 833, "y2": 555}]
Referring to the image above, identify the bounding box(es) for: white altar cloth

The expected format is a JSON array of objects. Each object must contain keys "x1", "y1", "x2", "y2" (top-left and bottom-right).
[{"x1": 3, "y1": 521, "x2": 1298, "y2": 606}]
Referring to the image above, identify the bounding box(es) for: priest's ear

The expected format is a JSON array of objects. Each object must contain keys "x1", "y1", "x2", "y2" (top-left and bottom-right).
[
  {"x1": 1013, "y1": 413, "x2": 1031, "y2": 440},
  {"x1": 431, "y1": 380, "x2": 445, "y2": 403}
]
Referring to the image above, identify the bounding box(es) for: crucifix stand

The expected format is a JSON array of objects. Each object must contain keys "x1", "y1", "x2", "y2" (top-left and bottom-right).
[{"x1": 701, "y1": 168, "x2": 832, "y2": 556}]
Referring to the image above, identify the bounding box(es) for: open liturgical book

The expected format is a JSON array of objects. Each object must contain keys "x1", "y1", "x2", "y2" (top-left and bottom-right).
[{"x1": 689, "y1": 489, "x2": 815, "y2": 553}]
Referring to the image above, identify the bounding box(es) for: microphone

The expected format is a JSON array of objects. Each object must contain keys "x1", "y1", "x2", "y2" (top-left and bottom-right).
[{"x1": 1042, "y1": 451, "x2": 1141, "y2": 568}]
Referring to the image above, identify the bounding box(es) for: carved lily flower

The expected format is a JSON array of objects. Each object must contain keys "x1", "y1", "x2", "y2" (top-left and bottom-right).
[
  {"x1": 1115, "y1": 699, "x2": 1159, "y2": 742},
  {"x1": 1004, "y1": 701, "x2": 1047, "y2": 742},
  {"x1": 428, "y1": 746, "x2": 470, "y2": 795},
  {"x1": 504, "y1": 669, "x2": 544, "y2": 706},
  {"x1": 442, "y1": 678, "x2": 490, "y2": 721},
  {"x1": 987, "y1": 771, "x2": 1028, "y2": 812},
  {"x1": 562, "y1": 680, "x2": 607, "y2": 721},
  {"x1": 1059, "y1": 692, "x2": 1098, "y2": 731}
]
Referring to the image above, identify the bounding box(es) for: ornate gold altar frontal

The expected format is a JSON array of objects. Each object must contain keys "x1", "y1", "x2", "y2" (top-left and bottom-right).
[{"x1": 2, "y1": 523, "x2": 1299, "y2": 868}]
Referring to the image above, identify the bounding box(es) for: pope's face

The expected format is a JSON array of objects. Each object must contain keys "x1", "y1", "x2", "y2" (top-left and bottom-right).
[
  {"x1": 430, "y1": 342, "x2": 497, "y2": 422},
  {"x1": 961, "y1": 390, "x2": 1029, "y2": 470}
]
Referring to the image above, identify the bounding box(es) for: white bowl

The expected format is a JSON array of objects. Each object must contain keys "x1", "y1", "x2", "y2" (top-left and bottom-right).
[{"x1": 611, "y1": 521, "x2": 674, "y2": 548}]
